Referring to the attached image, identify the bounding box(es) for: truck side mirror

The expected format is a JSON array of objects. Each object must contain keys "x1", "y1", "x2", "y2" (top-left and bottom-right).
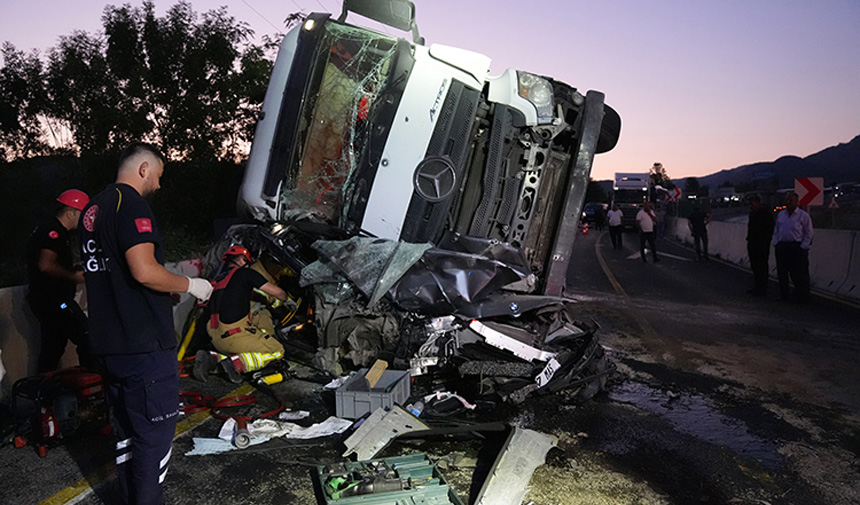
[{"x1": 338, "y1": 0, "x2": 424, "y2": 44}]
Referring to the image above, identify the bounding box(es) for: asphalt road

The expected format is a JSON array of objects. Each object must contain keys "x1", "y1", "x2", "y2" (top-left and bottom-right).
[{"x1": 2, "y1": 229, "x2": 859, "y2": 505}]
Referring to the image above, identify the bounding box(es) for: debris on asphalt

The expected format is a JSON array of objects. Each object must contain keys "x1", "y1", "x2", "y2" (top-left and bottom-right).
[
  {"x1": 473, "y1": 427, "x2": 557, "y2": 505},
  {"x1": 185, "y1": 416, "x2": 352, "y2": 456},
  {"x1": 342, "y1": 406, "x2": 428, "y2": 460}
]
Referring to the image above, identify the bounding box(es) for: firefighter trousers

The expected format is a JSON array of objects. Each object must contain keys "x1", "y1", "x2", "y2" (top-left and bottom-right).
[
  {"x1": 94, "y1": 348, "x2": 179, "y2": 505},
  {"x1": 208, "y1": 307, "x2": 285, "y2": 356}
]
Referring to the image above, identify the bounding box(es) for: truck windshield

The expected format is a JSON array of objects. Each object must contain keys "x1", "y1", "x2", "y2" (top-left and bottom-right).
[{"x1": 284, "y1": 23, "x2": 398, "y2": 224}]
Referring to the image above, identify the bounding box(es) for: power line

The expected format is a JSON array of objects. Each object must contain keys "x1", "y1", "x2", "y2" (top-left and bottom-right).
[{"x1": 241, "y1": 0, "x2": 282, "y2": 32}]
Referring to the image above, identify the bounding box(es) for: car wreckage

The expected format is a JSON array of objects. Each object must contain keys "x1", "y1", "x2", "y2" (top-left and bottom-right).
[{"x1": 201, "y1": 0, "x2": 621, "y2": 406}]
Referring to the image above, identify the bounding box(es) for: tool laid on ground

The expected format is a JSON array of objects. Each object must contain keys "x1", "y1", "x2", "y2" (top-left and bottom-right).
[
  {"x1": 11, "y1": 367, "x2": 109, "y2": 457},
  {"x1": 316, "y1": 453, "x2": 465, "y2": 504},
  {"x1": 181, "y1": 379, "x2": 285, "y2": 449}
]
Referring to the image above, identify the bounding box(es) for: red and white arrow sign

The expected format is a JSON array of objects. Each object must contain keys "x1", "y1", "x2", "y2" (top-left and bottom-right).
[
  {"x1": 670, "y1": 188, "x2": 682, "y2": 201},
  {"x1": 795, "y1": 177, "x2": 823, "y2": 206}
]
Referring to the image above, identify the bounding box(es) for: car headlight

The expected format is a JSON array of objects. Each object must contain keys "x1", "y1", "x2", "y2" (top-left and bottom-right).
[{"x1": 517, "y1": 71, "x2": 554, "y2": 123}]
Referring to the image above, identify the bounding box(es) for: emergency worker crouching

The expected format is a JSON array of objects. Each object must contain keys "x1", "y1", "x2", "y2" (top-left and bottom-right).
[{"x1": 194, "y1": 245, "x2": 288, "y2": 383}]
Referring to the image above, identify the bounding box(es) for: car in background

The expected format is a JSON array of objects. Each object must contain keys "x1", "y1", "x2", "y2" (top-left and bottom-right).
[{"x1": 581, "y1": 202, "x2": 607, "y2": 225}]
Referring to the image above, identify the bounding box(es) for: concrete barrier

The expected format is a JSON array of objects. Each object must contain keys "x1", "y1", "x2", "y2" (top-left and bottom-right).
[
  {"x1": 666, "y1": 216, "x2": 857, "y2": 304},
  {"x1": 836, "y1": 233, "x2": 860, "y2": 300},
  {"x1": 0, "y1": 260, "x2": 203, "y2": 400},
  {"x1": 808, "y1": 229, "x2": 853, "y2": 294},
  {"x1": 706, "y1": 221, "x2": 749, "y2": 265}
]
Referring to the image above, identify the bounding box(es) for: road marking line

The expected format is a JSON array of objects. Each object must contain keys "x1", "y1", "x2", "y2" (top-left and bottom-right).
[
  {"x1": 594, "y1": 232, "x2": 659, "y2": 339},
  {"x1": 595, "y1": 232, "x2": 626, "y2": 297},
  {"x1": 40, "y1": 383, "x2": 255, "y2": 505},
  {"x1": 625, "y1": 250, "x2": 692, "y2": 261}
]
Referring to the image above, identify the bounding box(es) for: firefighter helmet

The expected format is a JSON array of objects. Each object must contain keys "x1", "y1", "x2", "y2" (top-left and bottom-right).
[
  {"x1": 56, "y1": 189, "x2": 90, "y2": 211},
  {"x1": 222, "y1": 245, "x2": 252, "y2": 264}
]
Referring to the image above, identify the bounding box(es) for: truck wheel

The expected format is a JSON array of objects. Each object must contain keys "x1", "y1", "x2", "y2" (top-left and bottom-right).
[{"x1": 596, "y1": 104, "x2": 621, "y2": 154}]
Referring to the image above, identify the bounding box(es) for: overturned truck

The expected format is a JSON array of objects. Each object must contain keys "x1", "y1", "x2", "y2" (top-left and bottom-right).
[{"x1": 225, "y1": 0, "x2": 621, "y2": 404}]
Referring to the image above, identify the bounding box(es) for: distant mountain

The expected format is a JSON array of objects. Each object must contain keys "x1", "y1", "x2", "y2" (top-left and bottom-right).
[
  {"x1": 695, "y1": 135, "x2": 860, "y2": 190},
  {"x1": 593, "y1": 135, "x2": 860, "y2": 191}
]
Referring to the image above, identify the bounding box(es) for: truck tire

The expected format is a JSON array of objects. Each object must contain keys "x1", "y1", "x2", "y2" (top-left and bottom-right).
[{"x1": 596, "y1": 104, "x2": 621, "y2": 154}]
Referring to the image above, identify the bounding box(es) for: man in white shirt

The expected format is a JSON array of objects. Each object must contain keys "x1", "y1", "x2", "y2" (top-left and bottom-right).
[
  {"x1": 772, "y1": 192, "x2": 813, "y2": 302},
  {"x1": 607, "y1": 202, "x2": 624, "y2": 249},
  {"x1": 636, "y1": 201, "x2": 660, "y2": 263}
]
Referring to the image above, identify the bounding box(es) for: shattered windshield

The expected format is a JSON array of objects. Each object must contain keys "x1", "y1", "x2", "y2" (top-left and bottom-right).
[{"x1": 283, "y1": 23, "x2": 398, "y2": 224}]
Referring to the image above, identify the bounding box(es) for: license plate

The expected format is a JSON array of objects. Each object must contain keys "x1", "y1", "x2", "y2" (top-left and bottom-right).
[{"x1": 536, "y1": 358, "x2": 561, "y2": 389}]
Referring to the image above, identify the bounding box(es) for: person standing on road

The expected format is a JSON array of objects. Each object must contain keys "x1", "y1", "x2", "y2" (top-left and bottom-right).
[
  {"x1": 78, "y1": 142, "x2": 213, "y2": 505},
  {"x1": 772, "y1": 192, "x2": 813, "y2": 303},
  {"x1": 26, "y1": 189, "x2": 90, "y2": 372},
  {"x1": 636, "y1": 201, "x2": 659, "y2": 263},
  {"x1": 655, "y1": 204, "x2": 667, "y2": 240},
  {"x1": 607, "y1": 202, "x2": 624, "y2": 249},
  {"x1": 746, "y1": 195, "x2": 775, "y2": 296},
  {"x1": 595, "y1": 204, "x2": 606, "y2": 231},
  {"x1": 687, "y1": 206, "x2": 711, "y2": 260}
]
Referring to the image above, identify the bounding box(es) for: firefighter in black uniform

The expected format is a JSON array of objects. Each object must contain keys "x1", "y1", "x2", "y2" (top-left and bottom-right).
[
  {"x1": 26, "y1": 189, "x2": 90, "y2": 372},
  {"x1": 79, "y1": 143, "x2": 213, "y2": 505}
]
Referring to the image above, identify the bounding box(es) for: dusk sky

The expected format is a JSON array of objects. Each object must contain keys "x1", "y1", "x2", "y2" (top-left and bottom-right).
[{"x1": 2, "y1": 0, "x2": 858, "y2": 181}]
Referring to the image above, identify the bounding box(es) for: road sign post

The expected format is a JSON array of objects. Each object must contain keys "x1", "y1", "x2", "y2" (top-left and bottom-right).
[
  {"x1": 829, "y1": 197, "x2": 839, "y2": 228},
  {"x1": 795, "y1": 177, "x2": 824, "y2": 207}
]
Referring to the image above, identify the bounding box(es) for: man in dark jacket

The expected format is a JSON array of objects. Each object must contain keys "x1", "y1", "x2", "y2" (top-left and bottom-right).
[
  {"x1": 687, "y1": 206, "x2": 710, "y2": 260},
  {"x1": 79, "y1": 142, "x2": 213, "y2": 505},
  {"x1": 746, "y1": 195, "x2": 775, "y2": 296},
  {"x1": 26, "y1": 189, "x2": 90, "y2": 372}
]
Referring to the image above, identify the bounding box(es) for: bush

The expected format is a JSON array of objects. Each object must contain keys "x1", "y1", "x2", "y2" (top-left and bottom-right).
[{"x1": 0, "y1": 155, "x2": 246, "y2": 287}]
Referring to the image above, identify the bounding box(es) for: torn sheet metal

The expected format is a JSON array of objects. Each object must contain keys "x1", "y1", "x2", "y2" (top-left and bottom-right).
[
  {"x1": 473, "y1": 427, "x2": 557, "y2": 505},
  {"x1": 342, "y1": 406, "x2": 428, "y2": 460},
  {"x1": 452, "y1": 293, "x2": 566, "y2": 319},
  {"x1": 390, "y1": 249, "x2": 530, "y2": 315},
  {"x1": 302, "y1": 234, "x2": 538, "y2": 315},
  {"x1": 468, "y1": 319, "x2": 557, "y2": 362},
  {"x1": 205, "y1": 219, "x2": 611, "y2": 403}
]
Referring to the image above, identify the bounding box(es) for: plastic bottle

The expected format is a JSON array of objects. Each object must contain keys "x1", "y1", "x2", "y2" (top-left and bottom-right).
[{"x1": 409, "y1": 401, "x2": 424, "y2": 417}]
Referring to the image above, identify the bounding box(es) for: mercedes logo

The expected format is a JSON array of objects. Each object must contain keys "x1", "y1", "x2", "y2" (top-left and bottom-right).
[{"x1": 413, "y1": 156, "x2": 457, "y2": 203}]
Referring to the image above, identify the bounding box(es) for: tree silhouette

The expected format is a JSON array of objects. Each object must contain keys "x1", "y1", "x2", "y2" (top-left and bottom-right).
[
  {"x1": 1, "y1": 1, "x2": 277, "y2": 161},
  {"x1": 0, "y1": 43, "x2": 51, "y2": 159},
  {"x1": 649, "y1": 161, "x2": 674, "y2": 188}
]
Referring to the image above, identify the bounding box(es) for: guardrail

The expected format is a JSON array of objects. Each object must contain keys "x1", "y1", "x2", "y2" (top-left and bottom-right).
[{"x1": 667, "y1": 216, "x2": 858, "y2": 304}]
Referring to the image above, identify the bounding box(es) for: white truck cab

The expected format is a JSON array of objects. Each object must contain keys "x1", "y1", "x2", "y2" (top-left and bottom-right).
[{"x1": 238, "y1": 0, "x2": 620, "y2": 295}]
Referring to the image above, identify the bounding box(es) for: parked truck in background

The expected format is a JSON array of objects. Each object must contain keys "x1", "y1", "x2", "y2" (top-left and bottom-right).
[{"x1": 612, "y1": 173, "x2": 650, "y2": 228}]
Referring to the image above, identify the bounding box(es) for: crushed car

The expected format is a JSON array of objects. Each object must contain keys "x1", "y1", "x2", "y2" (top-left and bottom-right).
[{"x1": 202, "y1": 0, "x2": 620, "y2": 405}]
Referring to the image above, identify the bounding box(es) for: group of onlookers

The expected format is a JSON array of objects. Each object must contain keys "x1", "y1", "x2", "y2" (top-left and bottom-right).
[{"x1": 596, "y1": 192, "x2": 813, "y2": 302}]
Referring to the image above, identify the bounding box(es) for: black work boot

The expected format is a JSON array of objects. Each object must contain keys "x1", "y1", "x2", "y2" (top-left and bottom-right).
[
  {"x1": 220, "y1": 358, "x2": 244, "y2": 384},
  {"x1": 193, "y1": 350, "x2": 217, "y2": 382}
]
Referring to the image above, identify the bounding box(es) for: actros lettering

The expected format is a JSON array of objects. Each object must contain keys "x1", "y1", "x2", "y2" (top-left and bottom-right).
[{"x1": 429, "y1": 78, "x2": 448, "y2": 122}]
